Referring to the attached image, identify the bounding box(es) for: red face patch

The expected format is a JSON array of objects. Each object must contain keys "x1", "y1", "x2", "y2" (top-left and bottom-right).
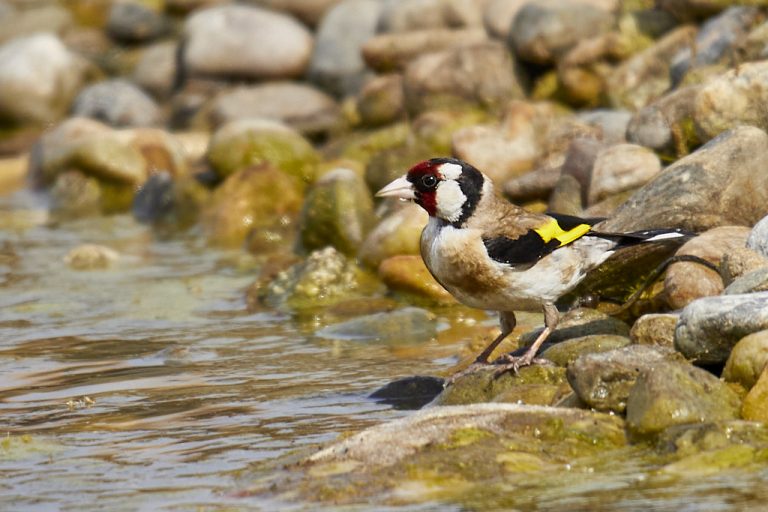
[{"x1": 407, "y1": 161, "x2": 441, "y2": 217}]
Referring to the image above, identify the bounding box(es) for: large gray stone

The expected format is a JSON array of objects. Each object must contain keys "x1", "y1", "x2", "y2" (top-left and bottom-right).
[
  {"x1": 72, "y1": 79, "x2": 161, "y2": 128},
  {"x1": 747, "y1": 214, "x2": 768, "y2": 258}
]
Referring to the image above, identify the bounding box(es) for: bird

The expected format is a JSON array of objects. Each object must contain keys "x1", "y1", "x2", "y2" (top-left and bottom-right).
[{"x1": 375, "y1": 157, "x2": 691, "y2": 377}]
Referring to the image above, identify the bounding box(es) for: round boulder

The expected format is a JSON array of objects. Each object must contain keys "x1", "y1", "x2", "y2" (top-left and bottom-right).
[{"x1": 72, "y1": 79, "x2": 161, "y2": 128}]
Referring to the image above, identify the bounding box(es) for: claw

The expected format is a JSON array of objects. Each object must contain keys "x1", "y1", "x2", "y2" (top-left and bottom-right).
[
  {"x1": 444, "y1": 360, "x2": 491, "y2": 386},
  {"x1": 491, "y1": 355, "x2": 553, "y2": 378}
]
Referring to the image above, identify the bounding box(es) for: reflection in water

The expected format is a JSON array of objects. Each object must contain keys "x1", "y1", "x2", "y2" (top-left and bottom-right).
[{"x1": 0, "y1": 191, "x2": 459, "y2": 509}]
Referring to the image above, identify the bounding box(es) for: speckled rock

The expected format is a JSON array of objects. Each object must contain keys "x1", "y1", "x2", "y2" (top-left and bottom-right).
[
  {"x1": 630, "y1": 313, "x2": 679, "y2": 348},
  {"x1": 132, "y1": 41, "x2": 177, "y2": 99},
  {"x1": 665, "y1": 226, "x2": 751, "y2": 309},
  {"x1": 675, "y1": 292, "x2": 768, "y2": 364},
  {"x1": 606, "y1": 26, "x2": 696, "y2": 111},
  {"x1": 626, "y1": 85, "x2": 701, "y2": 155},
  {"x1": 298, "y1": 168, "x2": 375, "y2": 256},
  {"x1": 567, "y1": 344, "x2": 678, "y2": 413},
  {"x1": 0, "y1": 33, "x2": 88, "y2": 125},
  {"x1": 402, "y1": 42, "x2": 525, "y2": 115},
  {"x1": 378, "y1": 254, "x2": 456, "y2": 304},
  {"x1": 106, "y1": 1, "x2": 168, "y2": 43},
  {"x1": 72, "y1": 80, "x2": 161, "y2": 128},
  {"x1": 308, "y1": 0, "x2": 383, "y2": 96},
  {"x1": 355, "y1": 74, "x2": 405, "y2": 128},
  {"x1": 599, "y1": 126, "x2": 768, "y2": 233},
  {"x1": 206, "y1": 119, "x2": 318, "y2": 184},
  {"x1": 626, "y1": 360, "x2": 742, "y2": 436},
  {"x1": 509, "y1": 0, "x2": 616, "y2": 65},
  {"x1": 694, "y1": 60, "x2": 768, "y2": 142},
  {"x1": 540, "y1": 334, "x2": 631, "y2": 367},
  {"x1": 362, "y1": 28, "x2": 488, "y2": 73},
  {"x1": 742, "y1": 365, "x2": 768, "y2": 422},
  {"x1": 720, "y1": 247, "x2": 768, "y2": 287},
  {"x1": 207, "y1": 83, "x2": 341, "y2": 137},
  {"x1": 725, "y1": 268, "x2": 768, "y2": 295},
  {"x1": 377, "y1": 0, "x2": 484, "y2": 33},
  {"x1": 183, "y1": 4, "x2": 313, "y2": 80},
  {"x1": 359, "y1": 203, "x2": 427, "y2": 268},
  {"x1": 64, "y1": 244, "x2": 119, "y2": 270},
  {"x1": 747, "y1": 215, "x2": 768, "y2": 258},
  {"x1": 723, "y1": 330, "x2": 768, "y2": 390}
]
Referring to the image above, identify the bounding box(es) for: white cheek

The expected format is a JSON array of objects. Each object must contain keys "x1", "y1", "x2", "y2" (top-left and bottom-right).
[
  {"x1": 435, "y1": 181, "x2": 466, "y2": 223},
  {"x1": 438, "y1": 162, "x2": 463, "y2": 180}
]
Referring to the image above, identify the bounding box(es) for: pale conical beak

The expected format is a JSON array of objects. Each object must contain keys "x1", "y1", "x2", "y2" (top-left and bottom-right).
[{"x1": 375, "y1": 176, "x2": 415, "y2": 200}]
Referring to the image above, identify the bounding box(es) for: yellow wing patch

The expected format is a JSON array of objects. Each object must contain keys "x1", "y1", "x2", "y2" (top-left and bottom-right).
[{"x1": 534, "y1": 218, "x2": 591, "y2": 247}]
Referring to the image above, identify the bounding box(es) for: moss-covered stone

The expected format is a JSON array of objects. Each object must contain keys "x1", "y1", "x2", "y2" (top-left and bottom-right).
[
  {"x1": 541, "y1": 334, "x2": 631, "y2": 367},
  {"x1": 723, "y1": 330, "x2": 768, "y2": 390},
  {"x1": 741, "y1": 365, "x2": 768, "y2": 423},
  {"x1": 435, "y1": 365, "x2": 567, "y2": 405}
]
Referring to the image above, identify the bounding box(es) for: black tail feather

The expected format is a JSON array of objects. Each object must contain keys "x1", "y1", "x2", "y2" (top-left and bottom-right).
[{"x1": 587, "y1": 228, "x2": 695, "y2": 248}]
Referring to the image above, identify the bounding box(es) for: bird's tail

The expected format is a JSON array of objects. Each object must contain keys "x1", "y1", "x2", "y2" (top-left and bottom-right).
[{"x1": 587, "y1": 227, "x2": 694, "y2": 248}]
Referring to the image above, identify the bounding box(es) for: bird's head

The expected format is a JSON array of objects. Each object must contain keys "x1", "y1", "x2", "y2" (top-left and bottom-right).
[{"x1": 376, "y1": 157, "x2": 485, "y2": 226}]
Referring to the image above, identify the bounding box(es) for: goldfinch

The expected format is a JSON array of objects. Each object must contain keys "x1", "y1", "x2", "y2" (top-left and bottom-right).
[{"x1": 376, "y1": 157, "x2": 690, "y2": 374}]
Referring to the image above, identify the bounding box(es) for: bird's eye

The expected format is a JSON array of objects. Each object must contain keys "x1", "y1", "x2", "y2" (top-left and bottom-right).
[{"x1": 421, "y1": 175, "x2": 438, "y2": 188}]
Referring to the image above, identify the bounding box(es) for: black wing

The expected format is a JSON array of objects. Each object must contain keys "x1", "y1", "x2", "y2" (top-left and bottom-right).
[{"x1": 483, "y1": 230, "x2": 561, "y2": 266}]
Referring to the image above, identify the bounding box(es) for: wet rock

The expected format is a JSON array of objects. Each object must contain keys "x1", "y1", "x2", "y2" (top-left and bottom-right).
[
  {"x1": 403, "y1": 42, "x2": 525, "y2": 115},
  {"x1": 725, "y1": 268, "x2": 768, "y2": 295},
  {"x1": 626, "y1": 85, "x2": 701, "y2": 155},
  {"x1": 694, "y1": 61, "x2": 768, "y2": 142},
  {"x1": 49, "y1": 171, "x2": 103, "y2": 220},
  {"x1": 377, "y1": 0, "x2": 484, "y2": 33},
  {"x1": 540, "y1": 334, "x2": 630, "y2": 367},
  {"x1": 600, "y1": 126, "x2": 768, "y2": 233},
  {"x1": 720, "y1": 247, "x2": 768, "y2": 287},
  {"x1": 369, "y1": 375, "x2": 445, "y2": 409},
  {"x1": 106, "y1": 1, "x2": 168, "y2": 43},
  {"x1": 747, "y1": 214, "x2": 768, "y2": 258},
  {"x1": 132, "y1": 171, "x2": 209, "y2": 228},
  {"x1": 206, "y1": 119, "x2": 318, "y2": 184},
  {"x1": 606, "y1": 26, "x2": 696, "y2": 111},
  {"x1": 741, "y1": 365, "x2": 768, "y2": 422},
  {"x1": 665, "y1": 226, "x2": 751, "y2": 309},
  {"x1": 207, "y1": 83, "x2": 341, "y2": 137},
  {"x1": 588, "y1": 143, "x2": 661, "y2": 206},
  {"x1": 316, "y1": 307, "x2": 437, "y2": 343},
  {"x1": 483, "y1": 0, "x2": 528, "y2": 39},
  {"x1": 72, "y1": 79, "x2": 161, "y2": 128},
  {"x1": 567, "y1": 344, "x2": 678, "y2": 413},
  {"x1": 0, "y1": 33, "x2": 88, "y2": 125},
  {"x1": 630, "y1": 313, "x2": 679, "y2": 348},
  {"x1": 675, "y1": 292, "x2": 768, "y2": 364},
  {"x1": 670, "y1": 7, "x2": 759, "y2": 87},
  {"x1": 183, "y1": 4, "x2": 313, "y2": 81},
  {"x1": 298, "y1": 168, "x2": 375, "y2": 256},
  {"x1": 359, "y1": 203, "x2": 427, "y2": 268},
  {"x1": 245, "y1": 0, "x2": 342, "y2": 27},
  {"x1": 576, "y1": 109, "x2": 632, "y2": 144},
  {"x1": 722, "y1": 330, "x2": 768, "y2": 390},
  {"x1": 201, "y1": 164, "x2": 304, "y2": 247},
  {"x1": 626, "y1": 360, "x2": 742, "y2": 436},
  {"x1": 509, "y1": 0, "x2": 615, "y2": 66},
  {"x1": 308, "y1": 0, "x2": 382, "y2": 97},
  {"x1": 65, "y1": 244, "x2": 119, "y2": 270},
  {"x1": 362, "y1": 28, "x2": 488, "y2": 73},
  {"x1": 435, "y1": 365, "x2": 568, "y2": 406},
  {"x1": 259, "y1": 246, "x2": 380, "y2": 310},
  {"x1": 355, "y1": 74, "x2": 405, "y2": 128},
  {"x1": 520, "y1": 307, "x2": 630, "y2": 347},
  {"x1": 378, "y1": 254, "x2": 456, "y2": 304},
  {"x1": 132, "y1": 41, "x2": 177, "y2": 99}
]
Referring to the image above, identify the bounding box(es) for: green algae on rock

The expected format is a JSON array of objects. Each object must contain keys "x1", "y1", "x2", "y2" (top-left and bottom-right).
[
  {"x1": 540, "y1": 334, "x2": 631, "y2": 367},
  {"x1": 723, "y1": 330, "x2": 768, "y2": 390}
]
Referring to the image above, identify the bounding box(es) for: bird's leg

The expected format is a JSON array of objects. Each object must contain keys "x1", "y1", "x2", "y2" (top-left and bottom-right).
[
  {"x1": 445, "y1": 311, "x2": 516, "y2": 386},
  {"x1": 493, "y1": 303, "x2": 559, "y2": 375}
]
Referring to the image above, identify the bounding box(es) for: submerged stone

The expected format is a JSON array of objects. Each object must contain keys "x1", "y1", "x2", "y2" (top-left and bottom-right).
[
  {"x1": 369, "y1": 375, "x2": 445, "y2": 410},
  {"x1": 315, "y1": 307, "x2": 437, "y2": 344}
]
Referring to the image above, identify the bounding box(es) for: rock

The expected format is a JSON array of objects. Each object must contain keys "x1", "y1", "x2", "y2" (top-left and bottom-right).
[
  {"x1": 49, "y1": 171, "x2": 103, "y2": 220},
  {"x1": 359, "y1": 203, "x2": 427, "y2": 268},
  {"x1": 298, "y1": 168, "x2": 375, "y2": 256},
  {"x1": 747, "y1": 215, "x2": 768, "y2": 258},
  {"x1": 132, "y1": 171, "x2": 209, "y2": 228},
  {"x1": 355, "y1": 74, "x2": 405, "y2": 128},
  {"x1": 503, "y1": 165, "x2": 561, "y2": 202},
  {"x1": 68, "y1": 132, "x2": 148, "y2": 185},
  {"x1": 183, "y1": 4, "x2": 313, "y2": 81},
  {"x1": 362, "y1": 141, "x2": 435, "y2": 194},
  {"x1": 658, "y1": 0, "x2": 746, "y2": 22},
  {"x1": 72, "y1": 79, "x2": 161, "y2": 128},
  {"x1": 0, "y1": 5, "x2": 73, "y2": 44},
  {"x1": 723, "y1": 330, "x2": 768, "y2": 390},
  {"x1": 132, "y1": 41, "x2": 177, "y2": 99},
  {"x1": 411, "y1": 107, "x2": 490, "y2": 154},
  {"x1": 330, "y1": 122, "x2": 412, "y2": 168},
  {"x1": 540, "y1": 334, "x2": 631, "y2": 367},
  {"x1": 362, "y1": 28, "x2": 488, "y2": 73},
  {"x1": 694, "y1": 61, "x2": 768, "y2": 142},
  {"x1": 201, "y1": 164, "x2": 304, "y2": 247},
  {"x1": 664, "y1": 226, "x2": 751, "y2": 309},
  {"x1": 0, "y1": 33, "x2": 87, "y2": 125},
  {"x1": 741, "y1": 365, "x2": 768, "y2": 422},
  {"x1": 308, "y1": 0, "x2": 383, "y2": 97},
  {"x1": 520, "y1": 307, "x2": 630, "y2": 347},
  {"x1": 403, "y1": 42, "x2": 525, "y2": 115},
  {"x1": 377, "y1": 0, "x2": 484, "y2": 33},
  {"x1": 626, "y1": 360, "x2": 742, "y2": 436},
  {"x1": 258, "y1": 246, "x2": 380, "y2": 310},
  {"x1": 576, "y1": 109, "x2": 632, "y2": 144},
  {"x1": 509, "y1": 0, "x2": 616, "y2": 65},
  {"x1": 207, "y1": 83, "x2": 341, "y2": 137},
  {"x1": 587, "y1": 143, "x2": 661, "y2": 205},
  {"x1": 725, "y1": 267, "x2": 768, "y2": 295},
  {"x1": 675, "y1": 292, "x2": 768, "y2": 364},
  {"x1": 626, "y1": 85, "x2": 701, "y2": 155},
  {"x1": 244, "y1": 0, "x2": 342, "y2": 27},
  {"x1": 720, "y1": 247, "x2": 768, "y2": 286},
  {"x1": 547, "y1": 174, "x2": 583, "y2": 216},
  {"x1": 315, "y1": 307, "x2": 437, "y2": 343},
  {"x1": 558, "y1": 137, "x2": 604, "y2": 199},
  {"x1": 65, "y1": 244, "x2": 119, "y2": 270},
  {"x1": 369, "y1": 375, "x2": 445, "y2": 409},
  {"x1": 483, "y1": 0, "x2": 528, "y2": 39},
  {"x1": 606, "y1": 26, "x2": 696, "y2": 111},
  {"x1": 206, "y1": 119, "x2": 318, "y2": 183},
  {"x1": 599, "y1": 126, "x2": 768, "y2": 233},
  {"x1": 669, "y1": 7, "x2": 759, "y2": 87},
  {"x1": 378, "y1": 254, "x2": 456, "y2": 304},
  {"x1": 567, "y1": 344, "x2": 678, "y2": 413},
  {"x1": 451, "y1": 123, "x2": 538, "y2": 185},
  {"x1": 106, "y1": 1, "x2": 168, "y2": 43},
  {"x1": 630, "y1": 313, "x2": 679, "y2": 348}
]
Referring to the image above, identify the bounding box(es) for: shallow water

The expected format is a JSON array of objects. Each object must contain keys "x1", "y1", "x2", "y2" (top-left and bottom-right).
[{"x1": 0, "y1": 190, "x2": 463, "y2": 510}]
